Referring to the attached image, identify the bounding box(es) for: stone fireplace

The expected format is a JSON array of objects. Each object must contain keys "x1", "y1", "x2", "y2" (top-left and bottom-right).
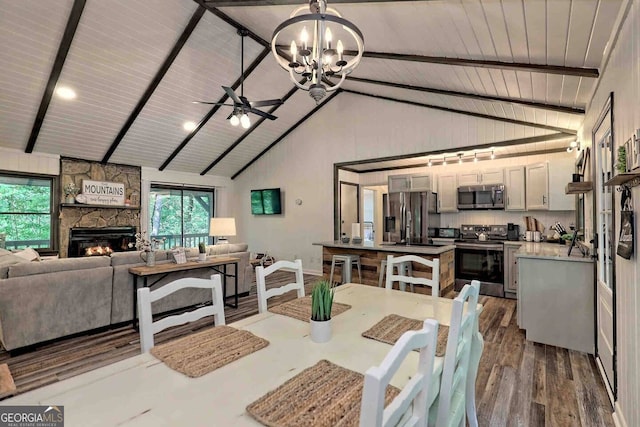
[
  {"x1": 68, "y1": 227, "x2": 137, "y2": 257},
  {"x1": 59, "y1": 158, "x2": 141, "y2": 257}
]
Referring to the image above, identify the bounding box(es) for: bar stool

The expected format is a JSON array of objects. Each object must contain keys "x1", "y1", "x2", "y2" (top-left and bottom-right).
[
  {"x1": 378, "y1": 259, "x2": 414, "y2": 292},
  {"x1": 329, "y1": 254, "x2": 362, "y2": 285}
]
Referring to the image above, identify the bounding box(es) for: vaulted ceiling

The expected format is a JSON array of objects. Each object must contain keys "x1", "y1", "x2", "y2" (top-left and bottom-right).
[{"x1": 0, "y1": 0, "x2": 624, "y2": 178}]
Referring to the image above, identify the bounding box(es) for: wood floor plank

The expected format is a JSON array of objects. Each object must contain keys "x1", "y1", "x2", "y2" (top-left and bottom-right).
[{"x1": 0, "y1": 274, "x2": 615, "y2": 427}]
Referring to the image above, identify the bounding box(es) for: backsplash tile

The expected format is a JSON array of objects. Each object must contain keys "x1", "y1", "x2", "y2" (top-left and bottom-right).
[{"x1": 439, "y1": 211, "x2": 576, "y2": 234}]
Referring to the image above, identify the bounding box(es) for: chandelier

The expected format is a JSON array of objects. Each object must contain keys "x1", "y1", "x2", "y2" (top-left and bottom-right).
[{"x1": 271, "y1": 0, "x2": 364, "y2": 103}]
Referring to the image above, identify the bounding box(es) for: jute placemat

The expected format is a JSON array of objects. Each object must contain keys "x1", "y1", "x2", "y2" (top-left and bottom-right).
[
  {"x1": 0, "y1": 363, "x2": 16, "y2": 398},
  {"x1": 269, "y1": 296, "x2": 351, "y2": 323},
  {"x1": 362, "y1": 314, "x2": 449, "y2": 357},
  {"x1": 246, "y1": 359, "x2": 399, "y2": 427},
  {"x1": 150, "y1": 325, "x2": 269, "y2": 378}
]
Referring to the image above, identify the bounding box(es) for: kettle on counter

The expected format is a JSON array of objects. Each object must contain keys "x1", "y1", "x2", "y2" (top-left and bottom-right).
[{"x1": 476, "y1": 232, "x2": 488, "y2": 241}]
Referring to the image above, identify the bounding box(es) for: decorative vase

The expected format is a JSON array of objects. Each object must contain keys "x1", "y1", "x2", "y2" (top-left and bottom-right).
[
  {"x1": 65, "y1": 195, "x2": 75, "y2": 204},
  {"x1": 141, "y1": 251, "x2": 155, "y2": 267},
  {"x1": 198, "y1": 253, "x2": 207, "y2": 262},
  {"x1": 310, "y1": 319, "x2": 332, "y2": 343}
]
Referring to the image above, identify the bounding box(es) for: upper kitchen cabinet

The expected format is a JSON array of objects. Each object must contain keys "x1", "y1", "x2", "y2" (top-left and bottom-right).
[
  {"x1": 526, "y1": 159, "x2": 575, "y2": 211},
  {"x1": 505, "y1": 166, "x2": 526, "y2": 211},
  {"x1": 437, "y1": 173, "x2": 458, "y2": 212},
  {"x1": 388, "y1": 174, "x2": 432, "y2": 192},
  {"x1": 456, "y1": 169, "x2": 504, "y2": 186}
]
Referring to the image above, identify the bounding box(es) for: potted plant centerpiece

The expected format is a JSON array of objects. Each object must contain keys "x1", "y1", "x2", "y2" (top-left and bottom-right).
[
  {"x1": 198, "y1": 242, "x2": 207, "y2": 262},
  {"x1": 310, "y1": 279, "x2": 334, "y2": 343},
  {"x1": 63, "y1": 182, "x2": 79, "y2": 204},
  {"x1": 129, "y1": 232, "x2": 166, "y2": 267}
]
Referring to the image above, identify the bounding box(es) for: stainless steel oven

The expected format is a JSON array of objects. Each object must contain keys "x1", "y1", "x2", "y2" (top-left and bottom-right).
[
  {"x1": 457, "y1": 185, "x2": 505, "y2": 210},
  {"x1": 454, "y1": 241, "x2": 504, "y2": 297}
]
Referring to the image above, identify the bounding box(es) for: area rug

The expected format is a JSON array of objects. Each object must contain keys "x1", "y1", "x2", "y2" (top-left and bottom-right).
[
  {"x1": 361, "y1": 314, "x2": 449, "y2": 357},
  {"x1": 0, "y1": 363, "x2": 16, "y2": 398},
  {"x1": 269, "y1": 296, "x2": 351, "y2": 323},
  {"x1": 246, "y1": 359, "x2": 399, "y2": 427},
  {"x1": 150, "y1": 326, "x2": 269, "y2": 378}
]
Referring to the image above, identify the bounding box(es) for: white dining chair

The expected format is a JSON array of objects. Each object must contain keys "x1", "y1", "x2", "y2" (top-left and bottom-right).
[
  {"x1": 385, "y1": 254, "x2": 440, "y2": 297},
  {"x1": 360, "y1": 319, "x2": 439, "y2": 427},
  {"x1": 432, "y1": 280, "x2": 481, "y2": 427},
  {"x1": 137, "y1": 274, "x2": 226, "y2": 353},
  {"x1": 256, "y1": 259, "x2": 304, "y2": 313}
]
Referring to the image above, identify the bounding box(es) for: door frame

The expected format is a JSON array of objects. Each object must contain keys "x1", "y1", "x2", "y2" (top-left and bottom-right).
[
  {"x1": 337, "y1": 181, "x2": 360, "y2": 239},
  {"x1": 591, "y1": 92, "x2": 617, "y2": 401}
]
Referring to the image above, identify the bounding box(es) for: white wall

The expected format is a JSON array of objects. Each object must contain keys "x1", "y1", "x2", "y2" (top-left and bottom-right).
[
  {"x1": 577, "y1": 2, "x2": 639, "y2": 426},
  {"x1": 0, "y1": 147, "x2": 59, "y2": 175},
  {"x1": 232, "y1": 92, "x2": 558, "y2": 273}
]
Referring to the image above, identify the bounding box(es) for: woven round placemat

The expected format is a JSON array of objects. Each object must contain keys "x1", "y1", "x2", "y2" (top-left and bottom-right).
[
  {"x1": 361, "y1": 314, "x2": 449, "y2": 357},
  {"x1": 246, "y1": 359, "x2": 399, "y2": 427},
  {"x1": 269, "y1": 296, "x2": 351, "y2": 323},
  {"x1": 150, "y1": 325, "x2": 269, "y2": 378}
]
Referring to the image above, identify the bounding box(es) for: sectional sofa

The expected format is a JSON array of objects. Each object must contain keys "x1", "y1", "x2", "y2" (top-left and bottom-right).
[{"x1": 0, "y1": 243, "x2": 252, "y2": 351}]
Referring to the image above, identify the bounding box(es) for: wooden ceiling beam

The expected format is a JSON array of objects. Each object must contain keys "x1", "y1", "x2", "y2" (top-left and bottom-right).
[
  {"x1": 200, "y1": 84, "x2": 300, "y2": 175},
  {"x1": 346, "y1": 76, "x2": 585, "y2": 115},
  {"x1": 347, "y1": 50, "x2": 600, "y2": 78},
  {"x1": 231, "y1": 90, "x2": 341, "y2": 179},
  {"x1": 101, "y1": 6, "x2": 206, "y2": 164},
  {"x1": 342, "y1": 89, "x2": 578, "y2": 135},
  {"x1": 25, "y1": 0, "x2": 86, "y2": 153},
  {"x1": 159, "y1": 47, "x2": 271, "y2": 171}
]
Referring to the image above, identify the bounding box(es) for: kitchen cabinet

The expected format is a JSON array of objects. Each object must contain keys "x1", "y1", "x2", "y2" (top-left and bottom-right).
[
  {"x1": 526, "y1": 160, "x2": 574, "y2": 211},
  {"x1": 456, "y1": 169, "x2": 504, "y2": 186},
  {"x1": 388, "y1": 174, "x2": 432, "y2": 192},
  {"x1": 437, "y1": 173, "x2": 458, "y2": 212},
  {"x1": 505, "y1": 166, "x2": 526, "y2": 211},
  {"x1": 526, "y1": 163, "x2": 549, "y2": 210},
  {"x1": 504, "y1": 242, "x2": 522, "y2": 298}
]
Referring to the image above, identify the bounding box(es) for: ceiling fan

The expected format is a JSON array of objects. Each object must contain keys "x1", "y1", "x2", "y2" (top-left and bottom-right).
[{"x1": 194, "y1": 29, "x2": 283, "y2": 129}]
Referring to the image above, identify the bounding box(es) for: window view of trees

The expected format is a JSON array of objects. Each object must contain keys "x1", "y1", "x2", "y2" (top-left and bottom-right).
[
  {"x1": 0, "y1": 175, "x2": 53, "y2": 249},
  {"x1": 149, "y1": 186, "x2": 214, "y2": 249}
]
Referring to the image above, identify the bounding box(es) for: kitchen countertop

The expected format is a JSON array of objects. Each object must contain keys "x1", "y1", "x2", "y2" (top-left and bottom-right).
[
  {"x1": 514, "y1": 241, "x2": 593, "y2": 263},
  {"x1": 313, "y1": 241, "x2": 455, "y2": 255}
]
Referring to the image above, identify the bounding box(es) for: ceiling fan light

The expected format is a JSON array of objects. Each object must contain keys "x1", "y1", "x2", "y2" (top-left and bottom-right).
[
  {"x1": 229, "y1": 114, "x2": 240, "y2": 127},
  {"x1": 240, "y1": 114, "x2": 251, "y2": 129}
]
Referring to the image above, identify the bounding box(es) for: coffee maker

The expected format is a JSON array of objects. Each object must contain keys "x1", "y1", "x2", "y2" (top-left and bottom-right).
[{"x1": 507, "y1": 223, "x2": 520, "y2": 241}]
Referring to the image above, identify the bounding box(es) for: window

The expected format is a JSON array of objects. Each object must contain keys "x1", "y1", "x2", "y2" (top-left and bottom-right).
[
  {"x1": 0, "y1": 173, "x2": 55, "y2": 250},
  {"x1": 148, "y1": 185, "x2": 215, "y2": 249}
]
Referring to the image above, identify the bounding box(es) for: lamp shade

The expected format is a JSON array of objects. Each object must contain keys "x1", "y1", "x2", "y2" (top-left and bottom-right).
[{"x1": 210, "y1": 218, "x2": 236, "y2": 237}]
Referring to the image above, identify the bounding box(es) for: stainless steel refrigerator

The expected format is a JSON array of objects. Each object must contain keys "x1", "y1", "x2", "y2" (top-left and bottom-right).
[{"x1": 384, "y1": 191, "x2": 439, "y2": 244}]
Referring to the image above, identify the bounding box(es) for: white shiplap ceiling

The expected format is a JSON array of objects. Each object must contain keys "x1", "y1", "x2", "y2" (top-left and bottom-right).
[{"x1": 0, "y1": 0, "x2": 624, "y2": 178}]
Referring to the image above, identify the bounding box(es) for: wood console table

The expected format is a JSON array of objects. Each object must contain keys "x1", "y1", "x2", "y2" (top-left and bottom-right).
[{"x1": 129, "y1": 257, "x2": 240, "y2": 327}]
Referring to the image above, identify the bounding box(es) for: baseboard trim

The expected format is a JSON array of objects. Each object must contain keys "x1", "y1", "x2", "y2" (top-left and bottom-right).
[
  {"x1": 612, "y1": 402, "x2": 628, "y2": 427},
  {"x1": 595, "y1": 357, "x2": 615, "y2": 406}
]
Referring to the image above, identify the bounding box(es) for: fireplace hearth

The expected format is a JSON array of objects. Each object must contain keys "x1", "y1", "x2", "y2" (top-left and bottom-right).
[{"x1": 68, "y1": 227, "x2": 137, "y2": 258}]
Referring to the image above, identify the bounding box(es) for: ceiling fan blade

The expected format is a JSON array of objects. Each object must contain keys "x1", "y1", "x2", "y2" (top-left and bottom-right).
[
  {"x1": 250, "y1": 99, "x2": 284, "y2": 108},
  {"x1": 192, "y1": 101, "x2": 235, "y2": 106},
  {"x1": 239, "y1": 95, "x2": 253, "y2": 108},
  {"x1": 250, "y1": 108, "x2": 278, "y2": 121},
  {"x1": 223, "y1": 86, "x2": 242, "y2": 105},
  {"x1": 226, "y1": 111, "x2": 234, "y2": 120}
]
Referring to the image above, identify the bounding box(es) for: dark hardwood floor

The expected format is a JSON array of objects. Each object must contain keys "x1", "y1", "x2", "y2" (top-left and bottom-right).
[{"x1": 0, "y1": 272, "x2": 613, "y2": 426}]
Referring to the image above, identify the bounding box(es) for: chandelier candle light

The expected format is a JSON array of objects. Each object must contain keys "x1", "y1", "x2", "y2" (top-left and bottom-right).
[{"x1": 271, "y1": 0, "x2": 364, "y2": 103}]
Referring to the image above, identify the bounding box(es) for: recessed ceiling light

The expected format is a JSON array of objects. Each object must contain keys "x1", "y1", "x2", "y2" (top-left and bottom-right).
[
  {"x1": 55, "y1": 86, "x2": 76, "y2": 100},
  {"x1": 183, "y1": 121, "x2": 197, "y2": 131}
]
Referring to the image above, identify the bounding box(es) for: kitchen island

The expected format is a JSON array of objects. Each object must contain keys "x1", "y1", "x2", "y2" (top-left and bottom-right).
[
  {"x1": 313, "y1": 241, "x2": 455, "y2": 294},
  {"x1": 515, "y1": 242, "x2": 594, "y2": 353}
]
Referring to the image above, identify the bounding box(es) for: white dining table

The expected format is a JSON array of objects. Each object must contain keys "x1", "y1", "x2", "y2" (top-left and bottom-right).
[{"x1": 5, "y1": 284, "x2": 468, "y2": 427}]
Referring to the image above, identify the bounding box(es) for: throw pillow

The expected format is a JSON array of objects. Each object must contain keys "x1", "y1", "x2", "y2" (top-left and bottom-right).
[{"x1": 13, "y1": 247, "x2": 41, "y2": 262}]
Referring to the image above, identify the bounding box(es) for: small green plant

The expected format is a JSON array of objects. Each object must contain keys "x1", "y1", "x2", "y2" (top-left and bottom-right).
[
  {"x1": 616, "y1": 146, "x2": 627, "y2": 174},
  {"x1": 311, "y1": 280, "x2": 334, "y2": 322},
  {"x1": 198, "y1": 242, "x2": 206, "y2": 254}
]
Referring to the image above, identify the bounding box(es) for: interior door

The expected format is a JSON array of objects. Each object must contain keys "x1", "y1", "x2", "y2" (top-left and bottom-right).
[
  {"x1": 339, "y1": 182, "x2": 359, "y2": 238},
  {"x1": 593, "y1": 96, "x2": 616, "y2": 402}
]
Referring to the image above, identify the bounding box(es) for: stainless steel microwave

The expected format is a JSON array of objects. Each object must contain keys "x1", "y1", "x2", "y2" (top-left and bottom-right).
[{"x1": 457, "y1": 184, "x2": 505, "y2": 210}]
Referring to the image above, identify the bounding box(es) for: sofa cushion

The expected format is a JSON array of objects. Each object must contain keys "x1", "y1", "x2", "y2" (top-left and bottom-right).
[
  {"x1": 209, "y1": 243, "x2": 248, "y2": 256},
  {"x1": 13, "y1": 247, "x2": 41, "y2": 261},
  {"x1": 8, "y1": 256, "x2": 111, "y2": 278},
  {"x1": 0, "y1": 252, "x2": 30, "y2": 279},
  {"x1": 110, "y1": 250, "x2": 169, "y2": 267}
]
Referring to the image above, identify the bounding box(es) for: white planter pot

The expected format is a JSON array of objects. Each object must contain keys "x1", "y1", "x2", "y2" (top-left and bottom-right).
[
  {"x1": 310, "y1": 319, "x2": 332, "y2": 343},
  {"x1": 198, "y1": 253, "x2": 207, "y2": 262}
]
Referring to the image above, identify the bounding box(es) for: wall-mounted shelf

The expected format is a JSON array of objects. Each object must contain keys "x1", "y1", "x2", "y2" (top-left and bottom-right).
[
  {"x1": 565, "y1": 182, "x2": 593, "y2": 194},
  {"x1": 60, "y1": 203, "x2": 140, "y2": 210},
  {"x1": 604, "y1": 170, "x2": 640, "y2": 188}
]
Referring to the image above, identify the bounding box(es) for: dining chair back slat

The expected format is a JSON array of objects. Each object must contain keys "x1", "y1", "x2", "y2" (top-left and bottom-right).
[
  {"x1": 137, "y1": 274, "x2": 225, "y2": 353},
  {"x1": 360, "y1": 319, "x2": 439, "y2": 427},
  {"x1": 434, "y1": 280, "x2": 481, "y2": 427},
  {"x1": 256, "y1": 259, "x2": 305, "y2": 313},
  {"x1": 385, "y1": 254, "x2": 440, "y2": 297}
]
